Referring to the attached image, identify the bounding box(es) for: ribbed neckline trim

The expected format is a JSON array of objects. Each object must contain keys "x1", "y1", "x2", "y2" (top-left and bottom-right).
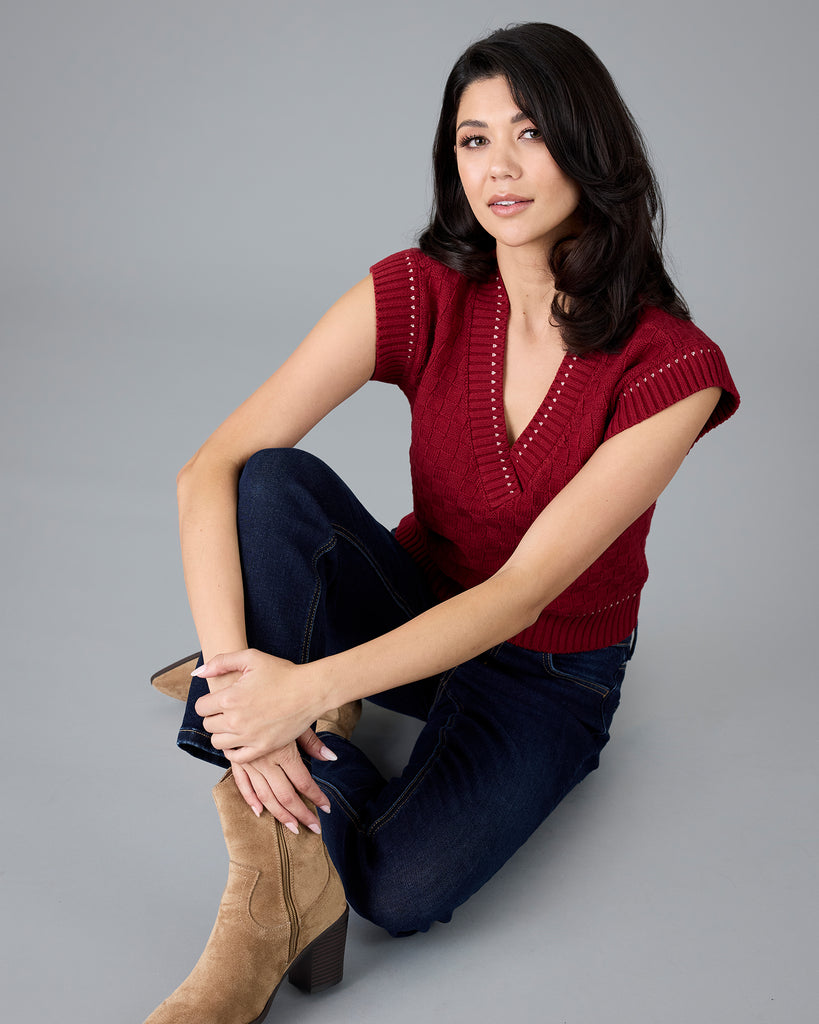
[{"x1": 468, "y1": 271, "x2": 594, "y2": 509}]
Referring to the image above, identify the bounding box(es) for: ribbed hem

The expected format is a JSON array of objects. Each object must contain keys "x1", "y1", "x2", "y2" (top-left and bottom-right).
[
  {"x1": 395, "y1": 514, "x2": 642, "y2": 654},
  {"x1": 509, "y1": 592, "x2": 641, "y2": 653},
  {"x1": 393, "y1": 515, "x2": 459, "y2": 601}
]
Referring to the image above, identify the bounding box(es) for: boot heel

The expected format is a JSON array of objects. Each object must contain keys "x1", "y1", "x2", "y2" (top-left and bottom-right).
[{"x1": 287, "y1": 906, "x2": 349, "y2": 994}]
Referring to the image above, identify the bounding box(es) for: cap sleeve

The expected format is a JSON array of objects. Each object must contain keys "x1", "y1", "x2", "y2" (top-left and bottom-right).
[
  {"x1": 605, "y1": 317, "x2": 740, "y2": 444},
  {"x1": 369, "y1": 249, "x2": 428, "y2": 390}
]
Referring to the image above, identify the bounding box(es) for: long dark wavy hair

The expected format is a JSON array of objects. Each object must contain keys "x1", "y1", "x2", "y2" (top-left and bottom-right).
[{"x1": 418, "y1": 23, "x2": 691, "y2": 353}]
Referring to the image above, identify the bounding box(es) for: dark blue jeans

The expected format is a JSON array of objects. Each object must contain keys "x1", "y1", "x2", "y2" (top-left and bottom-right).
[{"x1": 178, "y1": 448, "x2": 635, "y2": 935}]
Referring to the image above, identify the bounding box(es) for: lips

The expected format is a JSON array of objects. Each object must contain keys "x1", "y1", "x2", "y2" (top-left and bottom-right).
[
  {"x1": 488, "y1": 195, "x2": 533, "y2": 216},
  {"x1": 488, "y1": 194, "x2": 531, "y2": 206}
]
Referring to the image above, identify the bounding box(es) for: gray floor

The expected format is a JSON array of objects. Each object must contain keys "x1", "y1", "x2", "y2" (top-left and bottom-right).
[{"x1": 2, "y1": 2, "x2": 817, "y2": 1021}]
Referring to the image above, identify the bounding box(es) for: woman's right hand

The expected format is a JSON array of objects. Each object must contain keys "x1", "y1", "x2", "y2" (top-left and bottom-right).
[{"x1": 230, "y1": 733, "x2": 335, "y2": 835}]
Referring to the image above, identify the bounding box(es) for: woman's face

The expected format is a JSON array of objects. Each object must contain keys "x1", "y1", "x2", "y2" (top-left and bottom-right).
[{"x1": 454, "y1": 76, "x2": 581, "y2": 257}]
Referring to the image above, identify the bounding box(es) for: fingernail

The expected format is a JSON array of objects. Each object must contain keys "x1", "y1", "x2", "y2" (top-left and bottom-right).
[
  {"x1": 285, "y1": 822, "x2": 299, "y2": 835},
  {"x1": 308, "y1": 823, "x2": 322, "y2": 835},
  {"x1": 320, "y1": 745, "x2": 338, "y2": 761},
  {"x1": 319, "y1": 804, "x2": 332, "y2": 814},
  {"x1": 252, "y1": 806, "x2": 262, "y2": 818},
  {"x1": 191, "y1": 666, "x2": 205, "y2": 677}
]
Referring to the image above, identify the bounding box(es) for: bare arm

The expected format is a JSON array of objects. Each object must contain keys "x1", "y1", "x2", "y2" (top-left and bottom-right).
[
  {"x1": 177, "y1": 274, "x2": 377, "y2": 668},
  {"x1": 195, "y1": 386, "x2": 722, "y2": 759},
  {"x1": 176, "y1": 275, "x2": 377, "y2": 829}
]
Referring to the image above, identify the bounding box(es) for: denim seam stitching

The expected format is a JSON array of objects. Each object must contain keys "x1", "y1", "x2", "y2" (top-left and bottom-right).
[
  {"x1": 367, "y1": 684, "x2": 462, "y2": 837},
  {"x1": 430, "y1": 667, "x2": 457, "y2": 708},
  {"x1": 330, "y1": 523, "x2": 421, "y2": 619},
  {"x1": 300, "y1": 535, "x2": 338, "y2": 664},
  {"x1": 542, "y1": 653, "x2": 612, "y2": 696},
  {"x1": 178, "y1": 727, "x2": 215, "y2": 744},
  {"x1": 312, "y1": 778, "x2": 365, "y2": 831},
  {"x1": 301, "y1": 524, "x2": 424, "y2": 665}
]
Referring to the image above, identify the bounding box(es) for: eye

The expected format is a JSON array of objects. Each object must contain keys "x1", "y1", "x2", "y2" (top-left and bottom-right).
[
  {"x1": 520, "y1": 127, "x2": 542, "y2": 141},
  {"x1": 457, "y1": 134, "x2": 488, "y2": 149}
]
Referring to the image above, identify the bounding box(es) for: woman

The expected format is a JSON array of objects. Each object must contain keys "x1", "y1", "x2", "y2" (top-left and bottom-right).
[{"x1": 145, "y1": 22, "x2": 739, "y2": 1024}]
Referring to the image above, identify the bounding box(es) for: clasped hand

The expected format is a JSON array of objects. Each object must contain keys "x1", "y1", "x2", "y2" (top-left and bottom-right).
[
  {"x1": 193, "y1": 648, "x2": 317, "y2": 759},
  {"x1": 193, "y1": 649, "x2": 336, "y2": 832}
]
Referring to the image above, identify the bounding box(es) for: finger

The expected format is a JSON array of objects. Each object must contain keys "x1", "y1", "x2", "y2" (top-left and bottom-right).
[
  {"x1": 298, "y1": 727, "x2": 338, "y2": 763},
  {"x1": 201, "y1": 710, "x2": 244, "y2": 745},
  {"x1": 192, "y1": 649, "x2": 255, "y2": 680},
  {"x1": 194, "y1": 689, "x2": 226, "y2": 719},
  {"x1": 278, "y1": 750, "x2": 332, "y2": 816},
  {"x1": 243, "y1": 763, "x2": 307, "y2": 835},
  {"x1": 210, "y1": 730, "x2": 248, "y2": 753},
  {"x1": 224, "y1": 741, "x2": 263, "y2": 762},
  {"x1": 246, "y1": 759, "x2": 325, "y2": 833},
  {"x1": 230, "y1": 763, "x2": 264, "y2": 817}
]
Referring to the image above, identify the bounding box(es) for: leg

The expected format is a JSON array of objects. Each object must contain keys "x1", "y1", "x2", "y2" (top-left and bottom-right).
[
  {"x1": 147, "y1": 451, "x2": 439, "y2": 1021},
  {"x1": 313, "y1": 635, "x2": 635, "y2": 936},
  {"x1": 177, "y1": 447, "x2": 439, "y2": 765}
]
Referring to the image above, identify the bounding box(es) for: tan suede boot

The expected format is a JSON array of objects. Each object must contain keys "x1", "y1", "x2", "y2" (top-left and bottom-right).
[
  {"x1": 315, "y1": 700, "x2": 362, "y2": 741},
  {"x1": 150, "y1": 653, "x2": 200, "y2": 701},
  {"x1": 144, "y1": 770, "x2": 348, "y2": 1024}
]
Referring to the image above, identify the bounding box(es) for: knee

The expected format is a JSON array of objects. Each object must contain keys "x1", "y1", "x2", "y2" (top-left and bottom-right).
[
  {"x1": 239, "y1": 447, "x2": 320, "y2": 500},
  {"x1": 238, "y1": 449, "x2": 330, "y2": 523},
  {"x1": 349, "y1": 864, "x2": 454, "y2": 937}
]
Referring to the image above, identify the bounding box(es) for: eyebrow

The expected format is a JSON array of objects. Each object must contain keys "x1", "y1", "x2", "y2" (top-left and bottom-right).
[{"x1": 456, "y1": 111, "x2": 530, "y2": 132}]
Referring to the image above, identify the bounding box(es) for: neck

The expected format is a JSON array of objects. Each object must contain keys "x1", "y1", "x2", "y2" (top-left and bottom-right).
[{"x1": 496, "y1": 245, "x2": 557, "y2": 331}]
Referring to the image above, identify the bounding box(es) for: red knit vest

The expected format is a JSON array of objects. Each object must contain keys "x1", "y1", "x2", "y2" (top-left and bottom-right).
[{"x1": 371, "y1": 249, "x2": 739, "y2": 652}]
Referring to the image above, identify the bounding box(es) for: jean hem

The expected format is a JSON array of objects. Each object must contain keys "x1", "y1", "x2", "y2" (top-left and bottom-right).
[{"x1": 177, "y1": 728, "x2": 231, "y2": 769}]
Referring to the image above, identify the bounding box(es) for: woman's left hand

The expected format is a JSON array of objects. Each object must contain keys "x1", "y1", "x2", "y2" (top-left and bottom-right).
[{"x1": 193, "y1": 648, "x2": 321, "y2": 762}]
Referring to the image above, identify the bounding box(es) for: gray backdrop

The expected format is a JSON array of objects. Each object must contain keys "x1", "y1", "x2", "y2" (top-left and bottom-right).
[{"x1": 2, "y1": 1, "x2": 816, "y2": 1021}]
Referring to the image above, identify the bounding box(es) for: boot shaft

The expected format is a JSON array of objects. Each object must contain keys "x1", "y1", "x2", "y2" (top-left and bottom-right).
[{"x1": 212, "y1": 770, "x2": 345, "y2": 945}]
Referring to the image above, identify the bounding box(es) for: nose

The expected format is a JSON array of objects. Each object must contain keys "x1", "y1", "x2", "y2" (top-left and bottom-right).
[{"x1": 489, "y1": 139, "x2": 521, "y2": 179}]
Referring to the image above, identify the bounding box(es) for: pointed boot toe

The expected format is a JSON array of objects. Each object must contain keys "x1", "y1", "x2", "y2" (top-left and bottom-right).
[{"x1": 150, "y1": 653, "x2": 200, "y2": 701}]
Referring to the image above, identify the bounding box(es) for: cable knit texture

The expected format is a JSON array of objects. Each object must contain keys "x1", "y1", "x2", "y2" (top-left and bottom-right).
[{"x1": 370, "y1": 248, "x2": 740, "y2": 653}]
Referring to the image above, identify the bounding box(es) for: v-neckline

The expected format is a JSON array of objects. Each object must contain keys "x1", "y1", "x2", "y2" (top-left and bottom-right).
[{"x1": 468, "y1": 271, "x2": 593, "y2": 508}]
